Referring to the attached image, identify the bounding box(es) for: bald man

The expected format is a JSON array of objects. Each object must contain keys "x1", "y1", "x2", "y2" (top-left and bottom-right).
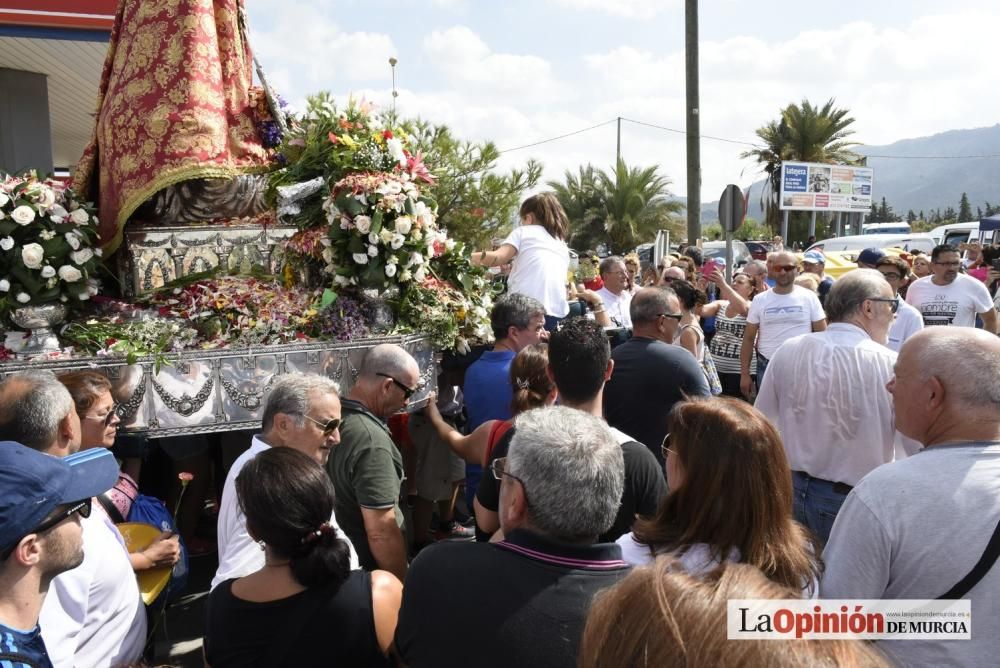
[
  {"x1": 327, "y1": 344, "x2": 420, "y2": 580},
  {"x1": 740, "y1": 251, "x2": 826, "y2": 397},
  {"x1": 822, "y1": 328, "x2": 1000, "y2": 667}
]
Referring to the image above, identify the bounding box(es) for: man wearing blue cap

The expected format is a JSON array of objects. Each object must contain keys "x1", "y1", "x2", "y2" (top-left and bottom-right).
[
  {"x1": 857, "y1": 247, "x2": 886, "y2": 269},
  {"x1": 0, "y1": 442, "x2": 120, "y2": 668},
  {"x1": 802, "y1": 250, "x2": 834, "y2": 306}
]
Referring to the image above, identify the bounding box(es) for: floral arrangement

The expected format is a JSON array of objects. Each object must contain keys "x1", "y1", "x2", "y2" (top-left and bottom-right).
[
  {"x1": 398, "y1": 276, "x2": 494, "y2": 354},
  {"x1": 0, "y1": 171, "x2": 102, "y2": 315},
  {"x1": 143, "y1": 276, "x2": 323, "y2": 348},
  {"x1": 60, "y1": 313, "x2": 199, "y2": 368},
  {"x1": 249, "y1": 86, "x2": 287, "y2": 150}
]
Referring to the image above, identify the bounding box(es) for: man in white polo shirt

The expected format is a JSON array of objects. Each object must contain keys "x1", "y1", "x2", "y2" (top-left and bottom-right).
[
  {"x1": 905, "y1": 244, "x2": 998, "y2": 333},
  {"x1": 740, "y1": 250, "x2": 826, "y2": 398},
  {"x1": 596, "y1": 256, "x2": 632, "y2": 329}
]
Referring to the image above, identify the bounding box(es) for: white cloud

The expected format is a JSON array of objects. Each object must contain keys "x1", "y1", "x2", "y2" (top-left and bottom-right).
[{"x1": 548, "y1": 0, "x2": 676, "y2": 19}]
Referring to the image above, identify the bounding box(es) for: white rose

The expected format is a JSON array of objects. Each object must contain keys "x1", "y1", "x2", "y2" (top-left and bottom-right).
[
  {"x1": 57, "y1": 265, "x2": 82, "y2": 283},
  {"x1": 41, "y1": 265, "x2": 56, "y2": 278},
  {"x1": 390, "y1": 234, "x2": 405, "y2": 250},
  {"x1": 386, "y1": 137, "x2": 407, "y2": 164},
  {"x1": 16, "y1": 292, "x2": 30, "y2": 304},
  {"x1": 0, "y1": 279, "x2": 8, "y2": 291},
  {"x1": 64, "y1": 232, "x2": 80, "y2": 250},
  {"x1": 11, "y1": 205, "x2": 35, "y2": 226},
  {"x1": 354, "y1": 215, "x2": 372, "y2": 234},
  {"x1": 49, "y1": 204, "x2": 67, "y2": 218},
  {"x1": 352, "y1": 253, "x2": 369, "y2": 265},
  {"x1": 367, "y1": 244, "x2": 379, "y2": 257},
  {"x1": 0, "y1": 192, "x2": 8, "y2": 207},
  {"x1": 21, "y1": 243, "x2": 44, "y2": 269},
  {"x1": 71, "y1": 248, "x2": 94, "y2": 264},
  {"x1": 385, "y1": 263, "x2": 397, "y2": 278},
  {"x1": 395, "y1": 216, "x2": 412, "y2": 235},
  {"x1": 34, "y1": 187, "x2": 56, "y2": 209},
  {"x1": 69, "y1": 208, "x2": 89, "y2": 225},
  {"x1": 334, "y1": 274, "x2": 350, "y2": 286},
  {"x1": 0, "y1": 237, "x2": 13, "y2": 251},
  {"x1": 368, "y1": 232, "x2": 379, "y2": 245}
]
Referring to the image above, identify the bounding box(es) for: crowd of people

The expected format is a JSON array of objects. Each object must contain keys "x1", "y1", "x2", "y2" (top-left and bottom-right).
[{"x1": 1, "y1": 192, "x2": 1000, "y2": 667}]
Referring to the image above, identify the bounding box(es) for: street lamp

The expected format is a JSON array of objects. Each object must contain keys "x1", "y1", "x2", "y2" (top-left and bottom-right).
[{"x1": 389, "y1": 57, "x2": 398, "y2": 119}]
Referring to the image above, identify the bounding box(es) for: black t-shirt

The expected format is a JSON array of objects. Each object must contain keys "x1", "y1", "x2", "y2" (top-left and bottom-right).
[
  {"x1": 204, "y1": 570, "x2": 387, "y2": 668},
  {"x1": 475, "y1": 426, "x2": 666, "y2": 543},
  {"x1": 603, "y1": 336, "x2": 710, "y2": 466},
  {"x1": 394, "y1": 529, "x2": 631, "y2": 668}
]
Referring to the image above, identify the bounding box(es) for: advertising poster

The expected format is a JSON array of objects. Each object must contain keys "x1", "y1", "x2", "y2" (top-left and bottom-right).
[{"x1": 779, "y1": 162, "x2": 873, "y2": 212}]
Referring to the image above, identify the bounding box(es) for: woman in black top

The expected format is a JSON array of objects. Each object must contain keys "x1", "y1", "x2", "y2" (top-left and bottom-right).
[{"x1": 204, "y1": 447, "x2": 401, "y2": 667}]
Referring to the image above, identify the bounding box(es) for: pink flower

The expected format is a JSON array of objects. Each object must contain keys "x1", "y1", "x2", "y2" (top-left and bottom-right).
[{"x1": 178, "y1": 472, "x2": 194, "y2": 483}]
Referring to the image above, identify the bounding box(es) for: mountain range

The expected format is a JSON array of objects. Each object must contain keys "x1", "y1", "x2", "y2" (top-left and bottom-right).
[{"x1": 698, "y1": 124, "x2": 1000, "y2": 223}]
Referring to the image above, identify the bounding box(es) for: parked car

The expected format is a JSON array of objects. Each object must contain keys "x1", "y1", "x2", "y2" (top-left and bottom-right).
[
  {"x1": 743, "y1": 240, "x2": 772, "y2": 261},
  {"x1": 806, "y1": 233, "x2": 935, "y2": 255},
  {"x1": 702, "y1": 240, "x2": 752, "y2": 268}
]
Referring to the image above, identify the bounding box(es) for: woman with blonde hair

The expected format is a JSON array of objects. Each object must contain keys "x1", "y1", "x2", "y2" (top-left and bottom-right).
[
  {"x1": 618, "y1": 397, "x2": 821, "y2": 594},
  {"x1": 579, "y1": 558, "x2": 887, "y2": 668},
  {"x1": 471, "y1": 193, "x2": 571, "y2": 330}
]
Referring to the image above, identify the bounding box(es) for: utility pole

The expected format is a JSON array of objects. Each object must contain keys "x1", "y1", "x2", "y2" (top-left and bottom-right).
[
  {"x1": 616, "y1": 116, "x2": 621, "y2": 165},
  {"x1": 684, "y1": 0, "x2": 701, "y2": 244},
  {"x1": 389, "y1": 57, "x2": 398, "y2": 122}
]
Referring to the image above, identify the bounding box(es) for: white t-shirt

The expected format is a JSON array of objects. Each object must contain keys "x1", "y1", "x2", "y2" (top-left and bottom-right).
[
  {"x1": 212, "y1": 436, "x2": 359, "y2": 590},
  {"x1": 904, "y1": 273, "x2": 994, "y2": 327},
  {"x1": 502, "y1": 225, "x2": 570, "y2": 317},
  {"x1": 886, "y1": 296, "x2": 923, "y2": 352},
  {"x1": 595, "y1": 286, "x2": 632, "y2": 328},
  {"x1": 746, "y1": 286, "x2": 825, "y2": 359},
  {"x1": 40, "y1": 510, "x2": 146, "y2": 667}
]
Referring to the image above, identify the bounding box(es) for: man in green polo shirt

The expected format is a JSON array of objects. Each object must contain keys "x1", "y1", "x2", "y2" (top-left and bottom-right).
[{"x1": 327, "y1": 344, "x2": 419, "y2": 580}]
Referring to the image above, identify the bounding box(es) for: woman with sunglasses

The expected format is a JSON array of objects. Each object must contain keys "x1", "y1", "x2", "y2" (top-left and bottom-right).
[
  {"x1": 616, "y1": 397, "x2": 821, "y2": 596},
  {"x1": 699, "y1": 268, "x2": 758, "y2": 398},
  {"x1": 58, "y1": 371, "x2": 181, "y2": 573},
  {"x1": 205, "y1": 447, "x2": 400, "y2": 667}
]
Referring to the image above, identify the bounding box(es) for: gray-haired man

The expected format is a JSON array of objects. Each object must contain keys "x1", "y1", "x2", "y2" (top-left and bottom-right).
[
  {"x1": 395, "y1": 406, "x2": 630, "y2": 667},
  {"x1": 213, "y1": 372, "x2": 359, "y2": 589}
]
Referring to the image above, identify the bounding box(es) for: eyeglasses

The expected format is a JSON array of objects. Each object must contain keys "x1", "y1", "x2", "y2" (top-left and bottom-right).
[
  {"x1": 81, "y1": 403, "x2": 119, "y2": 427},
  {"x1": 773, "y1": 265, "x2": 798, "y2": 273},
  {"x1": 490, "y1": 457, "x2": 528, "y2": 494},
  {"x1": 301, "y1": 414, "x2": 342, "y2": 435},
  {"x1": 867, "y1": 297, "x2": 900, "y2": 314},
  {"x1": 658, "y1": 313, "x2": 684, "y2": 322},
  {"x1": 375, "y1": 372, "x2": 417, "y2": 400},
  {"x1": 661, "y1": 433, "x2": 677, "y2": 461},
  {"x1": 878, "y1": 272, "x2": 902, "y2": 281},
  {"x1": 2, "y1": 499, "x2": 91, "y2": 561},
  {"x1": 932, "y1": 260, "x2": 961, "y2": 267}
]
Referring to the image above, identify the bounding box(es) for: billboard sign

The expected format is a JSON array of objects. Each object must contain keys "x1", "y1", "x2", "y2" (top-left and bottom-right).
[{"x1": 779, "y1": 161, "x2": 873, "y2": 213}]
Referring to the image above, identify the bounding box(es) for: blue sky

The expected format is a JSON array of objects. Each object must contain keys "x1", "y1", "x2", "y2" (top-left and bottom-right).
[{"x1": 246, "y1": 0, "x2": 999, "y2": 200}]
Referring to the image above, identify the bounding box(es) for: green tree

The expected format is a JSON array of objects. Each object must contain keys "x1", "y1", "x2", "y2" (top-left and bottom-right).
[
  {"x1": 906, "y1": 209, "x2": 916, "y2": 223},
  {"x1": 547, "y1": 165, "x2": 603, "y2": 250},
  {"x1": 594, "y1": 158, "x2": 685, "y2": 254},
  {"x1": 958, "y1": 192, "x2": 973, "y2": 222},
  {"x1": 407, "y1": 120, "x2": 542, "y2": 249},
  {"x1": 741, "y1": 98, "x2": 861, "y2": 230}
]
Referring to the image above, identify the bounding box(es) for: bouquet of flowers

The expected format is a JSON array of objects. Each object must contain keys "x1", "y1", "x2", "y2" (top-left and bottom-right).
[
  {"x1": 397, "y1": 276, "x2": 494, "y2": 353},
  {"x1": 0, "y1": 171, "x2": 101, "y2": 315},
  {"x1": 60, "y1": 312, "x2": 199, "y2": 368}
]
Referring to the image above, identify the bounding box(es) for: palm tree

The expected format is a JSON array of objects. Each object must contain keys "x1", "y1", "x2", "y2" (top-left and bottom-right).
[
  {"x1": 595, "y1": 158, "x2": 684, "y2": 254},
  {"x1": 547, "y1": 165, "x2": 603, "y2": 250},
  {"x1": 742, "y1": 98, "x2": 861, "y2": 229}
]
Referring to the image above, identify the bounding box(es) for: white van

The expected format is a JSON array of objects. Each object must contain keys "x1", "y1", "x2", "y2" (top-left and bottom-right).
[
  {"x1": 863, "y1": 222, "x2": 911, "y2": 235},
  {"x1": 929, "y1": 222, "x2": 978, "y2": 247},
  {"x1": 806, "y1": 233, "x2": 936, "y2": 254}
]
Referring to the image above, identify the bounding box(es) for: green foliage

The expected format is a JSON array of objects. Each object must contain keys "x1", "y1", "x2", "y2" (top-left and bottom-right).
[
  {"x1": 958, "y1": 192, "x2": 973, "y2": 222},
  {"x1": 742, "y1": 98, "x2": 861, "y2": 230},
  {"x1": 407, "y1": 120, "x2": 542, "y2": 250},
  {"x1": 549, "y1": 159, "x2": 683, "y2": 254}
]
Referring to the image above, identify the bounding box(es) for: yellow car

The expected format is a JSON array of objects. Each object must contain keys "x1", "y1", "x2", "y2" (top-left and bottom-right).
[{"x1": 798, "y1": 247, "x2": 910, "y2": 280}]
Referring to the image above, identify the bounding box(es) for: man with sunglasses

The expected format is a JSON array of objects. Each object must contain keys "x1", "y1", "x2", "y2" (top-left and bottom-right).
[
  {"x1": 755, "y1": 270, "x2": 919, "y2": 544},
  {"x1": 740, "y1": 250, "x2": 827, "y2": 398},
  {"x1": 328, "y1": 344, "x2": 420, "y2": 581},
  {"x1": 214, "y1": 373, "x2": 359, "y2": 589},
  {"x1": 0, "y1": 443, "x2": 120, "y2": 668},
  {"x1": 904, "y1": 244, "x2": 998, "y2": 332}
]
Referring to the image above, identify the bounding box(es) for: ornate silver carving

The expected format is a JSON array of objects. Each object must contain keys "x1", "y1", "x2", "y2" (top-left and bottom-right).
[
  {"x1": 221, "y1": 374, "x2": 275, "y2": 410},
  {"x1": 117, "y1": 377, "x2": 146, "y2": 422},
  {"x1": 152, "y1": 376, "x2": 214, "y2": 417}
]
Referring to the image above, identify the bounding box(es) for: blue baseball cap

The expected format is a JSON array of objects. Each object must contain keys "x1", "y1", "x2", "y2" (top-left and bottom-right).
[
  {"x1": 0, "y1": 443, "x2": 119, "y2": 554},
  {"x1": 802, "y1": 250, "x2": 826, "y2": 265},
  {"x1": 857, "y1": 248, "x2": 886, "y2": 266}
]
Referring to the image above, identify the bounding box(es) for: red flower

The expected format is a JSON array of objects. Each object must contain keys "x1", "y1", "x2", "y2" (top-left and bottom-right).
[
  {"x1": 433, "y1": 240, "x2": 446, "y2": 257},
  {"x1": 328, "y1": 132, "x2": 340, "y2": 145},
  {"x1": 105, "y1": 337, "x2": 117, "y2": 346},
  {"x1": 472, "y1": 207, "x2": 486, "y2": 219},
  {"x1": 383, "y1": 130, "x2": 394, "y2": 139}
]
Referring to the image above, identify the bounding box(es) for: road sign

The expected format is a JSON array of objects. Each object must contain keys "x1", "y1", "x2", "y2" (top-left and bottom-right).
[{"x1": 718, "y1": 184, "x2": 745, "y2": 233}]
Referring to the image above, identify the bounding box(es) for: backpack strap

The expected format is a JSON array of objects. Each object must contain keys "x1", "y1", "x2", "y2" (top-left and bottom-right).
[
  {"x1": 95, "y1": 491, "x2": 126, "y2": 524},
  {"x1": 938, "y1": 517, "x2": 1000, "y2": 600},
  {"x1": 483, "y1": 420, "x2": 513, "y2": 467}
]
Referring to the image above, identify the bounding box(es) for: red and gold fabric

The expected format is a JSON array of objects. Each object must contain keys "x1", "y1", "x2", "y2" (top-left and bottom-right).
[{"x1": 72, "y1": 0, "x2": 274, "y2": 255}]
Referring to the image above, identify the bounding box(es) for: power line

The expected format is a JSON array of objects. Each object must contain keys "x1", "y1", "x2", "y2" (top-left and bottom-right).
[
  {"x1": 620, "y1": 117, "x2": 760, "y2": 148},
  {"x1": 498, "y1": 119, "x2": 617, "y2": 154},
  {"x1": 863, "y1": 153, "x2": 1000, "y2": 160}
]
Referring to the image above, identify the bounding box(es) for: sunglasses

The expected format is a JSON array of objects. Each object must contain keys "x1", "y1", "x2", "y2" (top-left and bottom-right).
[
  {"x1": 82, "y1": 403, "x2": 120, "y2": 427},
  {"x1": 867, "y1": 297, "x2": 900, "y2": 314},
  {"x1": 302, "y1": 414, "x2": 342, "y2": 435},
  {"x1": 658, "y1": 312, "x2": 684, "y2": 321},
  {"x1": 773, "y1": 265, "x2": 798, "y2": 273},
  {"x1": 376, "y1": 372, "x2": 417, "y2": 400},
  {"x1": 2, "y1": 499, "x2": 92, "y2": 561}
]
